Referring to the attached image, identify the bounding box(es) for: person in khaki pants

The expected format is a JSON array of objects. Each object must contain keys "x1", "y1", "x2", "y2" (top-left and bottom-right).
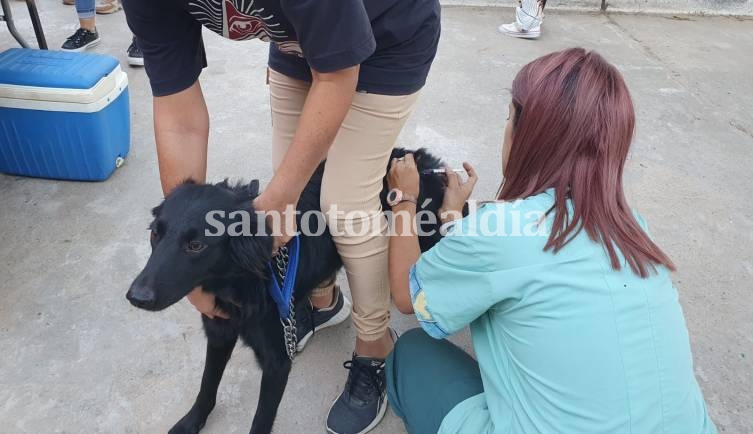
[{"x1": 122, "y1": 0, "x2": 441, "y2": 432}]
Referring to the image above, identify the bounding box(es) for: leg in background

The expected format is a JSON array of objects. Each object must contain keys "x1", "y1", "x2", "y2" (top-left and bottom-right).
[
  {"x1": 515, "y1": 0, "x2": 545, "y2": 30},
  {"x1": 127, "y1": 36, "x2": 144, "y2": 67},
  {"x1": 386, "y1": 328, "x2": 485, "y2": 434},
  {"x1": 79, "y1": 17, "x2": 95, "y2": 31},
  {"x1": 499, "y1": 0, "x2": 546, "y2": 39},
  {"x1": 62, "y1": 0, "x2": 100, "y2": 51},
  {"x1": 75, "y1": 0, "x2": 96, "y2": 30}
]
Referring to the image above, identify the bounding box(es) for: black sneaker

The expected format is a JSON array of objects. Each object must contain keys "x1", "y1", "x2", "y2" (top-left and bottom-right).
[
  {"x1": 326, "y1": 350, "x2": 391, "y2": 434},
  {"x1": 127, "y1": 36, "x2": 144, "y2": 67},
  {"x1": 295, "y1": 285, "x2": 351, "y2": 352},
  {"x1": 61, "y1": 28, "x2": 100, "y2": 51}
]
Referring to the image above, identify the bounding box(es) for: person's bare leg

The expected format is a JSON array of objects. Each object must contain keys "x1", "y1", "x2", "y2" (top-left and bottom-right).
[{"x1": 79, "y1": 17, "x2": 95, "y2": 31}]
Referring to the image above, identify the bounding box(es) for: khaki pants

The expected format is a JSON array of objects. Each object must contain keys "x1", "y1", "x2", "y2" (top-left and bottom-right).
[{"x1": 268, "y1": 68, "x2": 420, "y2": 341}]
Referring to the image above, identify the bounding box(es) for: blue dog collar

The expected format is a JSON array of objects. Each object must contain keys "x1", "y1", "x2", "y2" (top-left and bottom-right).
[{"x1": 267, "y1": 235, "x2": 300, "y2": 321}]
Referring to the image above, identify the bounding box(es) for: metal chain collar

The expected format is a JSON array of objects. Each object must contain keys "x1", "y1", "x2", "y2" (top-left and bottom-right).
[{"x1": 274, "y1": 245, "x2": 298, "y2": 361}]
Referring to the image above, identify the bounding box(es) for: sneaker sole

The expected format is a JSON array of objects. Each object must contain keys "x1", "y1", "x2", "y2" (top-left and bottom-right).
[
  {"x1": 499, "y1": 27, "x2": 541, "y2": 39},
  {"x1": 127, "y1": 57, "x2": 144, "y2": 67},
  {"x1": 296, "y1": 295, "x2": 352, "y2": 352},
  {"x1": 325, "y1": 394, "x2": 388, "y2": 434},
  {"x1": 61, "y1": 38, "x2": 100, "y2": 52}
]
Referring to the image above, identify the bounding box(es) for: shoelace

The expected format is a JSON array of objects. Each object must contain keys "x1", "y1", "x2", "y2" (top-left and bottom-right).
[
  {"x1": 67, "y1": 28, "x2": 92, "y2": 45},
  {"x1": 343, "y1": 358, "x2": 385, "y2": 405}
]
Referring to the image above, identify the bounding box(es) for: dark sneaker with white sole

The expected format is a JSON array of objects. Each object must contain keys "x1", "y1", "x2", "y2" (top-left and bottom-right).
[
  {"x1": 61, "y1": 28, "x2": 100, "y2": 51},
  {"x1": 326, "y1": 329, "x2": 398, "y2": 434},
  {"x1": 127, "y1": 37, "x2": 144, "y2": 67},
  {"x1": 295, "y1": 285, "x2": 351, "y2": 352}
]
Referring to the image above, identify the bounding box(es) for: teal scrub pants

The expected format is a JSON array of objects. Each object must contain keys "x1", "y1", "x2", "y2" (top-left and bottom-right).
[{"x1": 386, "y1": 328, "x2": 485, "y2": 434}]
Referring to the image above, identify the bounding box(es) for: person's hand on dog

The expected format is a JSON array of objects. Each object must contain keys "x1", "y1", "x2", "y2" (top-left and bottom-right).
[
  {"x1": 388, "y1": 153, "x2": 420, "y2": 198},
  {"x1": 439, "y1": 162, "x2": 478, "y2": 225},
  {"x1": 253, "y1": 191, "x2": 298, "y2": 254},
  {"x1": 187, "y1": 286, "x2": 230, "y2": 320}
]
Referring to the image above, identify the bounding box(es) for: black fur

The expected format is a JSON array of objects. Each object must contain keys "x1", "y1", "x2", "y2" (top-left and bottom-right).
[
  {"x1": 383, "y1": 148, "x2": 448, "y2": 252},
  {"x1": 126, "y1": 148, "x2": 447, "y2": 434}
]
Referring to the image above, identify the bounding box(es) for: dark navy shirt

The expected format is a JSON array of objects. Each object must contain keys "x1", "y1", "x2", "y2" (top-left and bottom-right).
[{"x1": 122, "y1": 0, "x2": 441, "y2": 97}]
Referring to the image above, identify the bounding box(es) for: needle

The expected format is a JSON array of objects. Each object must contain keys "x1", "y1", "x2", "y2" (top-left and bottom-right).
[{"x1": 420, "y1": 168, "x2": 466, "y2": 175}]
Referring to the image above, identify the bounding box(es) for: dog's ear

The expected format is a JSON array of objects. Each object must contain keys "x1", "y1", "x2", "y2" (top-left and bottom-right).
[
  {"x1": 247, "y1": 180, "x2": 260, "y2": 198},
  {"x1": 216, "y1": 178, "x2": 231, "y2": 190},
  {"x1": 229, "y1": 234, "x2": 273, "y2": 279},
  {"x1": 151, "y1": 203, "x2": 163, "y2": 218}
]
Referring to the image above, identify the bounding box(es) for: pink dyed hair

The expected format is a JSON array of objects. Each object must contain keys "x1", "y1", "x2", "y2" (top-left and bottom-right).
[{"x1": 498, "y1": 48, "x2": 675, "y2": 277}]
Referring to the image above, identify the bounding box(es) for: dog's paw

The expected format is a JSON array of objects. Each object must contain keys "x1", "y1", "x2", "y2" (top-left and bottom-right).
[
  {"x1": 168, "y1": 424, "x2": 203, "y2": 434},
  {"x1": 168, "y1": 414, "x2": 206, "y2": 434}
]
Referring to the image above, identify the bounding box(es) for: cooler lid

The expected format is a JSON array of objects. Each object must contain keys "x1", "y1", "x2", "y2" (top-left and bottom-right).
[
  {"x1": 0, "y1": 49, "x2": 123, "y2": 104},
  {"x1": 0, "y1": 48, "x2": 119, "y2": 89}
]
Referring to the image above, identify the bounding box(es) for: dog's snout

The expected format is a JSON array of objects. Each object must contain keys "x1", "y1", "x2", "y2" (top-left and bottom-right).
[{"x1": 126, "y1": 284, "x2": 156, "y2": 310}]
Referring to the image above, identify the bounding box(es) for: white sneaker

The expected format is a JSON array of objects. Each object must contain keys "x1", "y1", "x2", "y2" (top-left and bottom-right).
[{"x1": 499, "y1": 22, "x2": 541, "y2": 39}]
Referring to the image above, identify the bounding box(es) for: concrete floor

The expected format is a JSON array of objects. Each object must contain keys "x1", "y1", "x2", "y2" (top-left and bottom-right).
[{"x1": 2, "y1": 3, "x2": 752, "y2": 433}]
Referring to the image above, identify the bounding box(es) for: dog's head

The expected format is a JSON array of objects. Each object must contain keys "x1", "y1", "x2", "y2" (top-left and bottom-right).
[{"x1": 126, "y1": 179, "x2": 272, "y2": 311}]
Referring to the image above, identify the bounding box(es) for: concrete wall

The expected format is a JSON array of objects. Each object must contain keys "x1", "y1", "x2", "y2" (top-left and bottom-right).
[{"x1": 443, "y1": 0, "x2": 753, "y2": 15}]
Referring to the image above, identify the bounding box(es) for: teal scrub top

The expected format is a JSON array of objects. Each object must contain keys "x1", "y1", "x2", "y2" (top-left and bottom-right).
[{"x1": 408, "y1": 190, "x2": 717, "y2": 434}]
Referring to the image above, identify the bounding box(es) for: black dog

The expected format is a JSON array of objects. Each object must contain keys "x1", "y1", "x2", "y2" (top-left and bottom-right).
[{"x1": 126, "y1": 148, "x2": 448, "y2": 434}]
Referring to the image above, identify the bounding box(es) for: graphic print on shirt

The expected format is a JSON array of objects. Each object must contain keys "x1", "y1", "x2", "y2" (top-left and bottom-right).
[{"x1": 188, "y1": 0, "x2": 303, "y2": 55}]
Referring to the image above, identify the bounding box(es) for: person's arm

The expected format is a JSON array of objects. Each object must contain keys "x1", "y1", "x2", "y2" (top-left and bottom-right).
[
  {"x1": 257, "y1": 0, "x2": 375, "y2": 246},
  {"x1": 386, "y1": 155, "x2": 422, "y2": 314},
  {"x1": 124, "y1": 0, "x2": 209, "y2": 194},
  {"x1": 152, "y1": 81, "x2": 230, "y2": 319},
  {"x1": 389, "y1": 201, "x2": 421, "y2": 314},
  {"x1": 123, "y1": 0, "x2": 225, "y2": 318},
  {"x1": 123, "y1": 0, "x2": 209, "y2": 192},
  {"x1": 254, "y1": 66, "x2": 359, "y2": 244},
  {"x1": 387, "y1": 157, "x2": 478, "y2": 315},
  {"x1": 153, "y1": 81, "x2": 209, "y2": 193}
]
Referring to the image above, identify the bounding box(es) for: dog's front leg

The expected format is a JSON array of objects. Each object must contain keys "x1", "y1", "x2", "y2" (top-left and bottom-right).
[
  {"x1": 169, "y1": 328, "x2": 238, "y2": 434},
  {"x1": 249, "y1": 359, "x2": 292, "y2": 434}
]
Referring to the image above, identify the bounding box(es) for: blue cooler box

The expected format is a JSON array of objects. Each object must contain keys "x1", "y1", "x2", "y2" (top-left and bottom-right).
[{"x1": 0, "y1": 49, "x2": 130, "y2": 181}]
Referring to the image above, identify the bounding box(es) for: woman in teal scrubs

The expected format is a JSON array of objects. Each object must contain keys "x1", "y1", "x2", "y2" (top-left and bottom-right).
[{"x1": 384, "y1": 48, "x2": 717, "y2": 434}]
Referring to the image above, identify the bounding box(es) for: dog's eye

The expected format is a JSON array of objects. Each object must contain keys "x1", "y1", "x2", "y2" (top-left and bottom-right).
[
  {"x1": 150, "y1": 230, "x2": 158, "y2": 242},
  {"x1": 186, "y1": 240, "x2": 207, "y2": 253}
]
